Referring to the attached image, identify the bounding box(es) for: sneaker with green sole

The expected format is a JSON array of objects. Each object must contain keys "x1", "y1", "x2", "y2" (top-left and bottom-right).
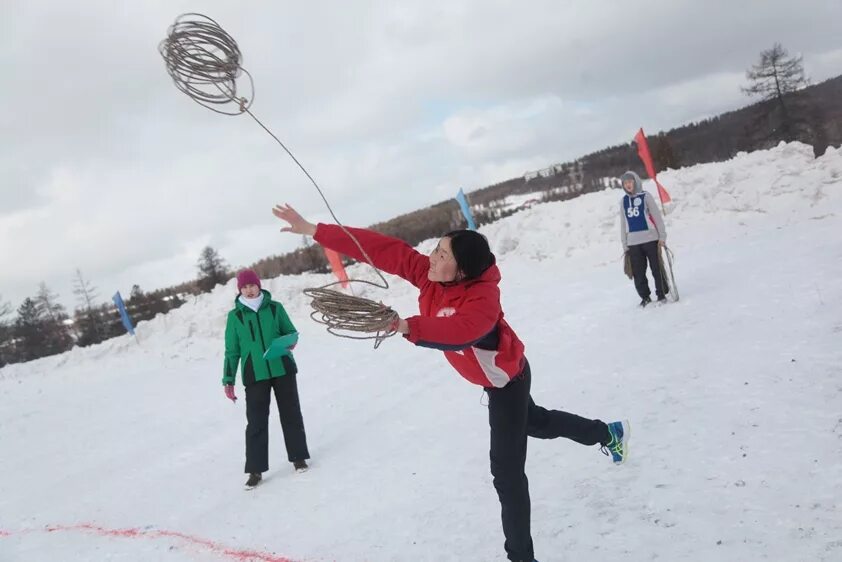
[{"x1": 601, "y1": 420, "x2": 630, "y2": 465}]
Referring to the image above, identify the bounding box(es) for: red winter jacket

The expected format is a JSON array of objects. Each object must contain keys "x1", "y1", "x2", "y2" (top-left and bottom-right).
[{"x1": 314, "y1": 224, "x2": 526, "y2": 387}]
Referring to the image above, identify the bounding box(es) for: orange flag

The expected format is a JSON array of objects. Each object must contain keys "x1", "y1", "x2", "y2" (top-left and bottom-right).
[
  {"x1": 634, "y1": 128, "x2": 672, "y2": 204},
  {"x1": 323, "y1": 248, "x2": 349, "y2": 288}
]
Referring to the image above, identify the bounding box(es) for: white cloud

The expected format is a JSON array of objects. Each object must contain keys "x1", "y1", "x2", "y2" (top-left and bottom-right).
[{"x1": 1, "y1": 0, "x2": 841, "y2": 309}]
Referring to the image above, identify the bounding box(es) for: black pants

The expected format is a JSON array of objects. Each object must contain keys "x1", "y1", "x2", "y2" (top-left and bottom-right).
[
  {"x1": 628, "y1": 240, "x2": 667, "y2": 300},
  {"x1": 485, "y1": 361, "x2": 609, "y2": 562},
  {"x1": 244, "y1": 374, "x2": 309, "y2": 473}
]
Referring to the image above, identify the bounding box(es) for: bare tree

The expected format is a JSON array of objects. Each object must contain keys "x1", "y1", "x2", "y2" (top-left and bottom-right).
[
  {"x1": 73, "y1": 269, "x2": 104, "y2": 346},
  {"x1": 73, "y1": 269, "x2": 99, "y2": 311},
  {"x1": 742, "y1": 43, "x2": 809, "y2": 141},
  {"x1": 0, "y1": 295, "x2": 12, "y2": 366},
  {"x1": 197, "y1": 246, "x2": 231, "y2": 292},
  {"x1": 33, "y1": 284, "x2": 74, "y2": 357},
  {"x1": 130, "y1": 284, "x2": 144, "y2": 300},
  {"x1": 36, "y1": 283, "x2": 66, "y2": 324},
  {"x1": 0, "y1": 295, "x2": 9, "y2": 322}
]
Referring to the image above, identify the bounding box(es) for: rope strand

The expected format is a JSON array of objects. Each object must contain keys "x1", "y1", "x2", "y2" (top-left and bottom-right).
[{"x1": 160, "y1": 13, "x2": 399, "y2": 347}]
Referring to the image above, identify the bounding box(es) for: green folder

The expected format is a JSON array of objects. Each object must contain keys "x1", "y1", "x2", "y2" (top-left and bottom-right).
[{"x1": 263, "y1": 332, "x2": 299, "y2": 360}]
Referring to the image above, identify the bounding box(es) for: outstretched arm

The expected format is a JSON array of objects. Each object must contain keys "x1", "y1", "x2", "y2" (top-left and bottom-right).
[{"x1": 272, "y1": 204, "x2": 430, "y2": 288}]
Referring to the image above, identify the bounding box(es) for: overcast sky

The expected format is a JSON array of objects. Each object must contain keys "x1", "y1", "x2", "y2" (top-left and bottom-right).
[{"x1": 1, "y1": 0, "x2": 840, "y2": 311}]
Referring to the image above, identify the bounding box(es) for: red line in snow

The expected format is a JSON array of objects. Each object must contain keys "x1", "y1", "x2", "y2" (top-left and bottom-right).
[{"x1": 1, "y1": 523, "x2": 300, "y2": 562}]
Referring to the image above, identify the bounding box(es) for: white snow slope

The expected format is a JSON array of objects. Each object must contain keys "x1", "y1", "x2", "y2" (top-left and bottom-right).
[{"x1": 1, "y1": 142, "x2": 841, "y2": 562}]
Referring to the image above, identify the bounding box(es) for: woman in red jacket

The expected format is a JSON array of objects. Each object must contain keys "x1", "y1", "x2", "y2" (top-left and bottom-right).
[{"x1": 273, "y1": 204, "x2": 629, "y2": 562}]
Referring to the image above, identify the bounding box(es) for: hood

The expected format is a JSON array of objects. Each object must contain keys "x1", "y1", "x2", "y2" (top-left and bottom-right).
[{"x1": 620, "y1": 171, "x2": 644, "y2": 194}]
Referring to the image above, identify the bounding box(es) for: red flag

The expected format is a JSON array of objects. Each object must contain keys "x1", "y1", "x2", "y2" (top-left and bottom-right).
[
  {"x1": 634, "y1": 128, "x2": 672, "y2": 204},
  {"x1": 323, "y1": 248, "x2": 349, "y2": 289}
]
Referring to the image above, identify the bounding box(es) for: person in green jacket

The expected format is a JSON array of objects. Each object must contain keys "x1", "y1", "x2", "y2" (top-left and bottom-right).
[{"x1": 223, "y1": 269, "x2": 310, "y2": 489}]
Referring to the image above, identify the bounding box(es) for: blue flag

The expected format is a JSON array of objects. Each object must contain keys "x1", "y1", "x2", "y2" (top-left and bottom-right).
[
  {"x1": 112, "y1": 291, "x2": 135, "y2": 336},
  {"x1": 455, "y1": 188, "x2": 477, "y2": 230}
]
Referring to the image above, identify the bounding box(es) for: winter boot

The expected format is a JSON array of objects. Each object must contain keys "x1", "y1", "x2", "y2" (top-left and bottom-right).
[
  {"x1": 245, "y1": 472, "x2": 262, "y2": 489},
  {"x1": 601, "y1": 421, "x2": 630, "y2": 465}
]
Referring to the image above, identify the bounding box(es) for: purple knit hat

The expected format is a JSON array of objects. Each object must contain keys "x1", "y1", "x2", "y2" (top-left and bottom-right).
[{"x1": 236, "y1": 269, "x2": 261, "y2": 290}]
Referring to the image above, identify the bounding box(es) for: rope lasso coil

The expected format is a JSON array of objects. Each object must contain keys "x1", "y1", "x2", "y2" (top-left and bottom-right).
[
  {"x1": 159, "y1": 13, "x2": 399, "y2": 347},
  {"x1": 158, "y1": 13, "x2": 254, "y2": 116}
]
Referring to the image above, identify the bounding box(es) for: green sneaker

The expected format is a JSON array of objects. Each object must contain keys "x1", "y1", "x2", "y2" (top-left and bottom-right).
[{"x1": 601, "y1": 420, "x2": 630, "y2": 465}]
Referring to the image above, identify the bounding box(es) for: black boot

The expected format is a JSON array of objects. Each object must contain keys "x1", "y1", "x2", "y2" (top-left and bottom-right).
[
  {"x1": 245, "y1": 472, "x2": 262, "y2": 489},
  {"x1": 293, "y1": 460, "x2": 309, "y2": 473},
  {"x1": 639, "y1": 296, "x2": 652, "y2": 308}
]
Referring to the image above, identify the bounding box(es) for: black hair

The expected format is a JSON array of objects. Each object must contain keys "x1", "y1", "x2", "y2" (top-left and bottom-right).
[{"x1": 444, "y1": 230, "x2": 496, "y2": 281}]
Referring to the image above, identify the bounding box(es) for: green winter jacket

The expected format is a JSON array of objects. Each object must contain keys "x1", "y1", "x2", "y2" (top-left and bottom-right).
[{"x1": 222, "y1": 290, "x2": 298, "y2": 386}]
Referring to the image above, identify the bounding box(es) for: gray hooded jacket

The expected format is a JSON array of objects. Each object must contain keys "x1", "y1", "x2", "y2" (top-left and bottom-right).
[{"x1": 619, "y1": 171, "x2": 667, "y2": 250}]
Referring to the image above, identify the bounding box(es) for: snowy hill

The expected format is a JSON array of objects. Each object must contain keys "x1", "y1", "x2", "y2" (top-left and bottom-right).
[{"x1": 1, "y1": 142, "x2": 841, "y2": 561}]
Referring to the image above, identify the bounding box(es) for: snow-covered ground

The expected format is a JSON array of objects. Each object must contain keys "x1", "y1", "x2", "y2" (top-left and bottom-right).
[{"x1": 1, "y1": 142, "x2": 841, "y2": 561}]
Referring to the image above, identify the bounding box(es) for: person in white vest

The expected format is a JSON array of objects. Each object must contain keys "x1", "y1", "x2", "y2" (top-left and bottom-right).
[{"x1": 619, "y1": 171, "x2": 668, "y2": 307}]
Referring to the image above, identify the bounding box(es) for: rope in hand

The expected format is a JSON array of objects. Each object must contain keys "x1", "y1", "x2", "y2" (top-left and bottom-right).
[{"x1": 159, "y1": 13, "x2": 399, "y2": 347}]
